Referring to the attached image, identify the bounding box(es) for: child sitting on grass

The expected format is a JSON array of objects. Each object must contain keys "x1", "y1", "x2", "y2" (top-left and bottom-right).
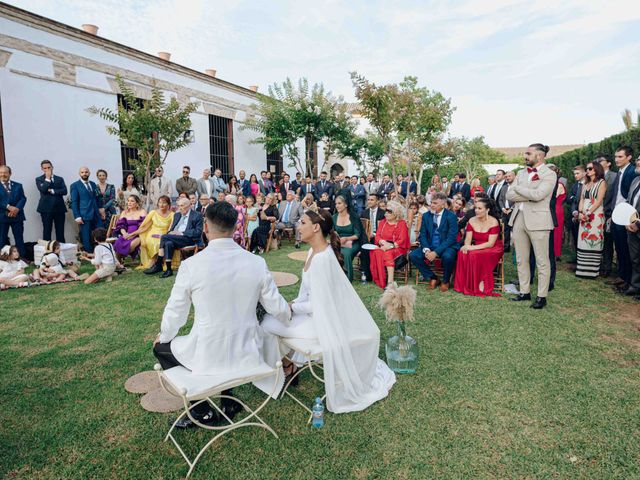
[
  {"x1": 79, "y1": 228, "x2": 121, "y2": 284},
  {"x1": 36, "y1": 241, "x2": 85, "y2": 283},
  {"x1": 0, "y1": 245, "x2": 33, "y2": 288}
]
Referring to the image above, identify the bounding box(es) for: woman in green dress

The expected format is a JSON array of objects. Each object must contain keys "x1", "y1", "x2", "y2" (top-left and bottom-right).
[{"x1": 333, "y1": 189, "x2": 367, "y2": 281}]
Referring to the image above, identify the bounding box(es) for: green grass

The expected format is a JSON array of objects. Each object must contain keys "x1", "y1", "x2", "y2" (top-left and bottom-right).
[{"x1": 1, "y1": 245, "x2": 640, "y2": 479}]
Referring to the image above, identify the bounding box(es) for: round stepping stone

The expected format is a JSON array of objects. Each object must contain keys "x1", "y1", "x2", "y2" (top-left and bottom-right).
[
  {"x1": 287, "y1": 251, "x2": 308, "y2": 261},
  {"x1": 272, "y1": 271, "x2": 299, "y2": 287},
  {"x1": 124, "y1": 371, "x2": 160, "y2": 394},
  {"x1": 140, "y1": 387, "x2": 184, "y2": 413}
]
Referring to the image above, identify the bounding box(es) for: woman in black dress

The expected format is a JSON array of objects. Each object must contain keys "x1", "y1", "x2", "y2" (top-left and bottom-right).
[{"x1": 251, "y1": 193, "x2": 279, "y2": 254}]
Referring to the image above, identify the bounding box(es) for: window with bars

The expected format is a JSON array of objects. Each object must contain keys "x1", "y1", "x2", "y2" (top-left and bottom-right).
[
  {"x1": 209, "y1": 114, "x2": 234, "y2": 179},
  {"x1": 266, "y1": 149, "x2": 283, "y2": 178},
  {"x1": 117, "y1": 94, "x2": 145, "y2": 179}
]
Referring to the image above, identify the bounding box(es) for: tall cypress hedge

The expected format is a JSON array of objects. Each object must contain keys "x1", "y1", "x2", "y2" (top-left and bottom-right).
[{"x1": 550, "y1": 128, "x2": 640, "y2": 179}]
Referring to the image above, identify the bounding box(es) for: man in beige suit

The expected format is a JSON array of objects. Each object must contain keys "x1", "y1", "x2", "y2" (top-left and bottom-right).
[{"x1": 506, "y1": 143, "x2": 556, "y2": 309}]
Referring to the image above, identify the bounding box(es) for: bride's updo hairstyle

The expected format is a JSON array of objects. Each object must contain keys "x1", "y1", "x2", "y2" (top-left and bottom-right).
[{"x1": 305, "y1": 209, "x2": 345, "y2": 267}]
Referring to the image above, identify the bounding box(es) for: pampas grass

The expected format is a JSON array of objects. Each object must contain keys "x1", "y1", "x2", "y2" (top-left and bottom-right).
[{"x1": 378, "y1": 283, "x2": 417, "y2": 322}]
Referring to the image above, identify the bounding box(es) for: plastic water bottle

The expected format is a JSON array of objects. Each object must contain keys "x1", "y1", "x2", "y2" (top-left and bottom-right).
[
  {"x1": 311, "y1": 397, "x2": 324, "y2": 428},
  {"x1": 361, "y1": 272, "x2": 367, "y2": 284}
]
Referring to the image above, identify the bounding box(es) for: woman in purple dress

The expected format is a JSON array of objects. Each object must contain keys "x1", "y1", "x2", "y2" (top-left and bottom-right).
[{"x1": 113, "y1": 195, "x2": 147, "y2": 260}]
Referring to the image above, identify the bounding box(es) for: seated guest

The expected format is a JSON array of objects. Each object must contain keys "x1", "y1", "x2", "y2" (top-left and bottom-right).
[
  {"x1": 262, "y1": 209, "x2": 395, "y2": 413},
  {"x1": 39, "y1": 249, "x2": 83, "y2": 282},
  {"x1": 369, "y1": 200, "x2": 410, "y2": 289},
  {"x1": 417, "y1": 195, "x2": 428, "y2": 214},
  {"x1": 407, "y1": 201, "x2": 422, "y2": 245},
  {"x1": 409, "y1": 192, "x2": 459, "y2": 291},
  {"x1": 80, "y1": 228, "x2": 119, "y2": 284},
  {"x1": 276, "y1": 191, "x2": 303, "y2": 248},
  {"x1": 236, "y1": 194, "x2": 246, "y2": 209},
  {"x1": 217, "y1": 191, "x2": 226, "y2": 203},
  {"x1": 245, "y1": 195, "x2": 260, "y2": 239},
  {"x1": 452, "y1": 197, "x2": 466, "y2": 219},
  {"x1": 189, "y1": 193, "x2": 198, "y2": 210},
  {"x1": 144, "y1": 197, "x2": 204, "y2": 278},
  {"x1": 333, "y1": 191, "x2": 366, "y2": 281},
  {"x1": 226, "y1": 194, "x2": 246, "y2": 247},
  {"x1": 129, "y1": 196, "x2": 174, "y2": 269},
  {"x1": 197, "y1": 194, "x2": 210, "y2": 214},
  {"x1": 301, "y1": 193, "x2": 318, "y2": 214},
  {"x1": 177, "y1": 191, "x2": 189, "y2": 200},
  {"x1": 113, "y1": 195, "x2": 146, "y2": 260},
  {"x1": 453, "y1": 197, "x2": 503, "y2": 297},
  {"x1": 153, "y1": 201, "x2": 291, "y2": 428},
  {"x1": 359, "y1": 193, "x2": 386, "y2": 282},
  {"x1": 317, "y1": 192, "x2": 334, "y2": 213},
  {"x1": 0, "y1": 245, "x2": 31, "y2": 287},
  {"x1": 250, "y1": 193, "x2": 279, "y2": 254},
  {"x1": 470, "y1": 177, "x2": 484, "y2": 197}
]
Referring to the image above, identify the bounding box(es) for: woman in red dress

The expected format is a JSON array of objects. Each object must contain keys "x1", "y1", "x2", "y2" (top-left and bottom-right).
[
  {"x1": 549, "y1": 165, "x2": 566, "y2": 259},
  {"x1": 370, "y1": 201, "x2": 410, "y2": 289},
  {"x1": 454, "y1": 197, "x2": 503, "y2": 297}
]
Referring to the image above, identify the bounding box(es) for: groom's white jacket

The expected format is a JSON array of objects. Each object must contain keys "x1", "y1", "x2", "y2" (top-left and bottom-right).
[{"x1": 159, "y1": 237, "x2": 290, "y2": 376}]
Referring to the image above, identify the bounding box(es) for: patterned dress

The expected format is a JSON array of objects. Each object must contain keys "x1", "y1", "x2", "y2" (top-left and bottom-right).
[{"x1": 576, "y1": 179, "x2": 605, "y2": 278}]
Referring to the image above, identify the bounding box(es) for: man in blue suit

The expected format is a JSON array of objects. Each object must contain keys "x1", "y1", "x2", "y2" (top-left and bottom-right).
[
  {"x1": 409, "y1": 192, "x2": 460, "y2": 291},
  {"x1": 299, "y1": 175, "x2": 316, "y2": 199},
  {"x1": 35, "y1": 159, "x2": 67, "y2": 242},
  {"x1": 315, "y1": 171, "x2": 334, "y2": 200},
  {"x1": 70, "y1": 166, "x2": 102, "y2": 253},
  {"x1": 0, "y1": 166, "x2": 27, "y2": 258},
  {"x1": 457, "y1": 173, "x2": 471, "y2": 201},
  {"x1": 237, "y1": 170, "x2": 251, "y2": 197},
  {"x1": 611, "y1": 146, "x2": 640, "y2": 287},
  {"x1": 349, "y1": 175, "x2": 366, "y2": 215},
  {"x1": 399, "y1": 174, "x2": 418, "y2": 197},
  {"x1": 144, "y1": 197, "x2": 204, "y2": 278}
]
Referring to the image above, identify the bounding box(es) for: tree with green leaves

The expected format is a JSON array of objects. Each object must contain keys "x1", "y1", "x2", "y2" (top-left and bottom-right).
[
  {"x1": 621, "y1": 108, "x2": 640, "y2": 131},
  {"x1": 87, "y1": 75, "x2": 198, "y2": 192},
  {"x1": 336, "y1": 130, "x2": 386, "y2": 177},
  {"x1": 243, "y1": 78, "x2": 355, "y2": 177},
  {"x1": 449, "y1": 136, "x2": 506, "y2": 181}
]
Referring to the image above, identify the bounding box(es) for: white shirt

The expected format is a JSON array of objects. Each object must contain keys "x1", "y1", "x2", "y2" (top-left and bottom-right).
[
  {"x1": 494, "y1": 180, "x2": 505, "y2": 200},
  {"x1": 202, "y1": 178, "x2": 212, "y2": 197},
  {"x1": 91, "y1": 243, "x2": 116, "y2": 266},
  {"x1": 176, "y1": 210, "x2": 190, "y2": 233},
  {"x1": 616, "y1": 164, "x2": 629, "y2": 205},
  {"x1": 369, "y1": 207, "x2": 379, "y2": 234}
]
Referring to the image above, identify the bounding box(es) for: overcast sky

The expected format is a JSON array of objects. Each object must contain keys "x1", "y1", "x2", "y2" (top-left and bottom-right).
[{"x1": 6, "y1": 0, "x2": 640, "y2": 146}]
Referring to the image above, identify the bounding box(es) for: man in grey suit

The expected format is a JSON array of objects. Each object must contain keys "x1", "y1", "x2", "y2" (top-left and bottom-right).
[
  {"x1": 211, "y1": 168, "x2": 228, "y2": 197},
  {"x1": 596, "y1": 155, "x2": 618, "y2": 277},
  {"x1": 276, "y1": 190, "x2": 304, "y2": 247},
  {"x1": 624, "y1": 157, "x2": 640, "y2": 300},
  {"x1": 196, "y1": 168, "x2": 216, "y2": 199},
  {"x1": 506, "y1": 143, "x2": 556, "y2": 309}
]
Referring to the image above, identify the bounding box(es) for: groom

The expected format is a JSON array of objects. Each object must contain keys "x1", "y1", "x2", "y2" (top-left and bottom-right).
[{"x1": 153, "y1": 201, "x2": 291, "y2": 428}]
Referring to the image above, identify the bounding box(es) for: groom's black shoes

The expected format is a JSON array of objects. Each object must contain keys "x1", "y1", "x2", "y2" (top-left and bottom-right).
[
  {"x1": 510, "y1": 293, "x2": 531, "y2": 302},
  {"x1": 530, "y1": 297, "x2": 547, "y2": 309},
  {"x1": 173, "y1": 409, "x2": 219, "y2": 429}
]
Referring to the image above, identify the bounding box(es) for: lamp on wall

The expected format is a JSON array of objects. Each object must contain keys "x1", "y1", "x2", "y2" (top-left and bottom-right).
[{"x1": 183, "y1": 130, "x2": 195, "y2": 143}]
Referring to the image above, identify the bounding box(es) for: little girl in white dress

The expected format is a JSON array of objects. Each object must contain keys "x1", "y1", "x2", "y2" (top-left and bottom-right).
[{"x1": 0, "y1": 245, "x2": 30, "y2": 288}]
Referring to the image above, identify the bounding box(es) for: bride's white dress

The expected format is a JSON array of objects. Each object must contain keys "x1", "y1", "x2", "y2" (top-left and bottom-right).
[{"x1": 262, "y1": 246, "x2": 396, "y2": 413}]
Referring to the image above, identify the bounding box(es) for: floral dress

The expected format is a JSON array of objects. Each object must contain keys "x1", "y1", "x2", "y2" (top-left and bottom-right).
[{"x1": 576, "y1": 179, "x2": 605, "y2": 278}]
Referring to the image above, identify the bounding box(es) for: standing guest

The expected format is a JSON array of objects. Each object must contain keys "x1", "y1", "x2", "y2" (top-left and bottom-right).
[
  {"x1": 258, "y1": 170, "x2": 269, "y2": 195},
  {"x1": 407, "y1": 202, "x2": 422, "y2": 245},
  {"x1": 452, "y1": 197, "x2": 467, "y2": 220},
  {"x1": 492, "y1": 170, "x2": 508, "y2": 204},
  {"x1": 377, "y1": 174, "x2": 395, "y2": 200},
  {"x1": 457, "y1": 173, "x2": 471, "y2": 201},
  {"x1": 567, "y1": 165, "x2": 586, "y2": 261},
  {"x1": 245, "y1": 195, "x2": 260, "y2": 240},
  {"x1": 176, "y1": 166, "x2": 197, "y2": 196},
  {"x1": 448, "y1": 174, "x2": 460, "y2": 198},
  {"x1": 610, "y1": 146, "x2": 639, "y2": 290},
  {"x1": 196, "y1": 168, "x2": 215, "y2": 199},
  {"x1": 364, "y1": 173, "x2": 380, "y2": 198},
  {"x1": 0, "y1": 245, "x2": 31, "y2": 287},
  {"x1": 507, "y1": 144, "x2": 556, "y2": 309},
  {"x1": 148, "y1": 166, "x2": 173, "y2": 209},
  {"x1": 408, "y1": 175, "x2": 418, "y2": 195},
  {"x1": 624, "y1": 157, "x2": 640, "y2": 299},
  {"x1": 276, "y1": 191, "x2": 303, "y2": 247},
  {"x1": 117, "y1": 173, "x2": 142, "y2": 210},
  {"x1": 349, "y1": 175, "x2": 366, "y2": 215},
  {"x1": 575, "y1": 161, "x2": 607, "y2": 278},
  {"x1": 113, "y1": 195, "x2": 147, "y2": 261},
  {"x1": 441, "y1": 176, "x2": 450, "y2": 196},
  {"x1": 334, "y1": 172, "x2": 349, "y2": 194},
  {"x1": 333, "y1": 191, "x2": 366, "y2": 281},
  {"x1": 394, "y1": 174, "x2": 404, "y2": 194},
  {"x1": 500, "y1": 171, "x2": 516, "y2": 252},
  {"x1": 548, "y1": 165, "x2": 566, "y2": 260},
  {"x1": 227, "y1": 175, "x2": 241, "y2": 196},
  {"x1": 399, "y1": 175, "x2": 409, "y2": 197},
  {"x1": 316, "y1": 171, "x2": 334, "y2": 200},
  {"x1": 95, "y1": 169, "x2": 116, "y2": 228},
  {"x1": 144, "y1": 197, "x2": 204, "y2": 278},
  {"x1": 596, "y1": 155, "x2": 618, "y2": 277},
  {"x1": 290, "y1": 172, "x2": 302, "y2": 195},
  {"x1": 430, "y1": 175, "x2": 442, "y2": 193},
  {"x1": 279, "y1": 173, "x2": 294, "y2": 194},
  {"x1": 317, "y1": 192, "x2": 334, "y2": 213},
  {"x1": 409, "y1": 192, "x2": 459, "y2": 291},
  {"x1": 35, "y1": 160, "x2": 67, "y2": 242},
  {"x1": 485, "y1": 175, "x2": 497, "y2": 198},
  {"x1": 300, "y1": 175, "x2": 316, "y2": 198},
  {"x1": 237, "y1": 170, "x2": 251, "y2": 197},
  {"x1": 80, "y1": 228, "x2": 118, "y2": 284},
  {"x1": 70, "y1": 166, "x2": 102, "y2": 253},
  {"x1": 454, "y1": 197, "x2": 503, "y2": 297},
  {"x1": 0, "y1": 166, "x2": 27, "y2": 258},
  {"x1": 470, "y1": 178, "x2": 485, "y2": 197},
  {"x1": 129, "y1": 195, "x2": 174, "y2": 269},
  {"x1": 264, "y1": 171, "x2": 275, "y2": 194},
  {"x1": 249, "y1": 174, "x2": 261, "y2": 196},
  {"x1": 212, "y1": 168, "x2": 228, "y2": 196},
  {"x1": 369, "y1": 200, "x2": 410, "y2": 289},
  {"x1": 250, "y1": 193, "x2": 279, "y2": 254}
]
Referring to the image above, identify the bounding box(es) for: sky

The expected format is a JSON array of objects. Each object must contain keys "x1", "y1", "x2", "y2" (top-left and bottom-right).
[{"x1": 6, "y1": 0, "x2": 640, "y2": 147}]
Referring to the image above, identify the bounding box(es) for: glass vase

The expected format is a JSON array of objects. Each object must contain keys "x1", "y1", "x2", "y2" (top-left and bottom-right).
[{"x1": 385, "y1": 321, "x2": 419, "y2": 374}]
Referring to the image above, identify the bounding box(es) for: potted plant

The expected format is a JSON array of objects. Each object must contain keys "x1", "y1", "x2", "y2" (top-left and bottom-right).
[{"x1": 378, "y1": 283, "x2": 419, "y2": 374}]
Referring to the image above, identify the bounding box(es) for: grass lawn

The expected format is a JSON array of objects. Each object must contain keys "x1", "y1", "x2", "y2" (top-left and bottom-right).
[{"x1": 1, "y1": 245, "x2": 640, "y2": 479}]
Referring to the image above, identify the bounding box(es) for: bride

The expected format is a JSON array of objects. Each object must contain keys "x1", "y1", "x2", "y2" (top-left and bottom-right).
[{"x1": 262, "y1": 209, "x2": 396, "y2": 413}]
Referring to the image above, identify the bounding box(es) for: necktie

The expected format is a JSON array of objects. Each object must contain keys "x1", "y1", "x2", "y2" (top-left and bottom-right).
[
  {"x1": 84, "y1": 181, "x2": 91, "y2": 192},
  {"x1": 3, "y1": 182, "x2": 10, "y2": 193},
  {"x1": 158, "y1": 177, "x2": 162, "y2": 190},
  {"x1": 527, "y1": 167, "x2": 538, "y2": 174},
  {"x1": 370, "y1": 209, "x2": 376, "y2": 234},
  {"x1": 283, "y1": 202, "x2": 291, "y2": 223},
  {"x1": 433, "y1": 214, "x2": 439, "y2": 229}
]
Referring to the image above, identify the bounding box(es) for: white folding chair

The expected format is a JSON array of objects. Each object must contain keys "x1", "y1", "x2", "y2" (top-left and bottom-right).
[
  {"x1": 279, "y1": 338, "x2": 325, "y2": 424},
  {"x1": 154, "y1": 361, "x2": 282, "y2": 478}
]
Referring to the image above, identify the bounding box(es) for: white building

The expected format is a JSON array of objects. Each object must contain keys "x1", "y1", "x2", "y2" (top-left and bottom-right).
[{"x1": 0, "y1": 2, "x2": 316, "y2": 242}]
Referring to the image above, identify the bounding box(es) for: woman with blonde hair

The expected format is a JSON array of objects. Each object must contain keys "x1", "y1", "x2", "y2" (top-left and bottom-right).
[
  {"x1": 128, "y1": 195, "x2": 174, "y2": 269},
  {"x1": 113, "y1": 194, "x2": 146, "y2": 260},
  {"x1": 470, "y1": 178, "x2": 484, "y2": 197},
  {"x1": 368, "y1": 200, "x2": 410, "y2": 289}
]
